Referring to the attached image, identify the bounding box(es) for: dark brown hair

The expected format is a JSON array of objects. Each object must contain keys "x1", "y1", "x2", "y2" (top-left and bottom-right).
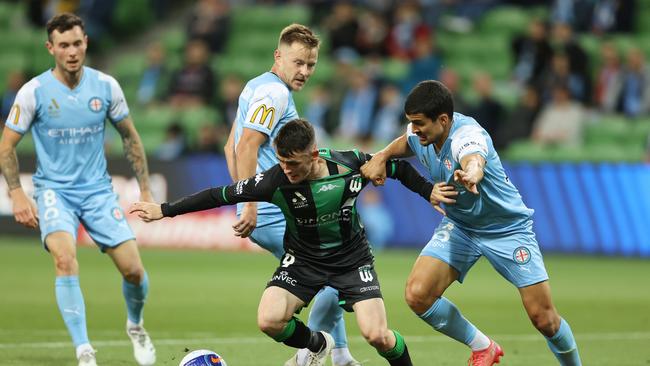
[
  {"x1": 274, "y1": 119, "x2": 316, "y2": 157},
  {"x1": 46, "y1": 13, "x2": 85, "y2": 42}
]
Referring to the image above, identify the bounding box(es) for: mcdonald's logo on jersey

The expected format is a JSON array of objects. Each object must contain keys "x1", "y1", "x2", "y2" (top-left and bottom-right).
[{"x1": 250, "y1": 104, "x2": 276, "y2": 129}]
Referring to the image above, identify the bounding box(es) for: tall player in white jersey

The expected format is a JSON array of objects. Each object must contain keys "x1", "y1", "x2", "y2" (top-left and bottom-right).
[
  {"x1": 223, "y1": 24, "x2": 360, "y2": 366},
  {"x1": 363, "y1": 81, "x2": 581, "y2": 366},
  {"x1": 0, "y1": 14, "x2": 155, "y2": 366}
]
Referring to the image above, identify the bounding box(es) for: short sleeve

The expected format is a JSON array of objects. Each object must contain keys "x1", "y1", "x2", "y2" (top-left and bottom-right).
[
  {"x1": 4, "y1": 79, "x2": 40, "y2": 134},
  {"x1": 405, "y1": 123, "x2": 425, "y2": 157},
  {"x1": 98, "y1": 72, "x2": 130, "y2": 123},
  {"x1": 450, "y1": 125, "x2": 489, "y2": 163},
  {"x1": 243, "y1": 83, "x2": 289, "y2": 136}
]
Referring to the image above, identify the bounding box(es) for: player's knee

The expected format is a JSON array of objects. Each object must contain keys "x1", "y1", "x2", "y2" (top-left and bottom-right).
[
  {"x1": 122, "y1": 266, "x2": 145, "y2": 284},
  {"x1": 257, "y1": 314, "x2": 285, "y2": 337},
  {"x1": 52, "y1": 252, "x2": 77, "y2": 274},
  {"x1": 405, "y1": 281, "x2": 435, "y2": 314},
  {"x1": 362, "y1": 328, "x2": 392, "y2": 351},
  {"x1": 528, "y1": 307, "x2": 560, "y2": 335}
]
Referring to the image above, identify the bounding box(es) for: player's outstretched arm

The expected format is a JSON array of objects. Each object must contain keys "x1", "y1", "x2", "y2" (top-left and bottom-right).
[
  {"x1": 0, "y1": 127, "x2": 38, "y2": 228},
  {"x1": 133, "y1": 168, "x2": 277, "y2": 220},
  {"x1": 115, "y1": 116, "x2": 153, "y2": 202},
  {"x1": 362, "y1": 133, "x2": 413, "y2": 186},
  {"x1": 453, "y1": 153, "x2": 486, "y2": 195}
]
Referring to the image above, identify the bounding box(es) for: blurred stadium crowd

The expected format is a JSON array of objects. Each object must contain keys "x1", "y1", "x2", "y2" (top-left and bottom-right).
[{"x1": 1, "y1": 0, "x2": 650, "y2": 162}]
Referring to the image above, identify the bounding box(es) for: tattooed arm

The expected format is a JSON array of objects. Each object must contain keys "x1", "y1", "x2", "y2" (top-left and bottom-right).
[
  {"x1": 114, "y1": 116, "x2": 154, "y2": 202},
  {"x1": 0, "y1": 127, "x2": 38, "y2": 228}
]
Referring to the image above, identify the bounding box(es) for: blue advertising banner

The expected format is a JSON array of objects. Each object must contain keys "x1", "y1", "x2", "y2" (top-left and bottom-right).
[{"x1": 378, "y1": 162, "x2": 650, "y2": 257}]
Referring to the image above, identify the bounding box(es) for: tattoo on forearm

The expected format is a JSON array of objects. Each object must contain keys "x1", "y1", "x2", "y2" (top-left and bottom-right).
[
  {"x1": 119, "y1": 125, "x2": 151, "y2": 191},
  {"x1": 0, "y1": 148, "x2": 21, "y2": 190}
]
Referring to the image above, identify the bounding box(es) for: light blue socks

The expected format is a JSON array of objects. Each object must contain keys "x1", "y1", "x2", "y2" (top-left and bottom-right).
[
  {"x1": 122, "y1": 271, "x2": 149, "y2": 324},
  {"x1": 55, "y1": 276, "x2": 89, "y2": 347},
  {"x1": 546, "y1": 318, "x2": 581, "y2": 365},
  {"x1": 418, "y1": 297, "x2": 477, "y2": 345},
  {"x1": 307, "y1": 286, "x2": 347, "y2": 348}
]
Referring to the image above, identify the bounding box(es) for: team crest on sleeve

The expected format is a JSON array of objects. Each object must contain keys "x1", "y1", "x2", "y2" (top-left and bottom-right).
[
  {"x1": 513, "y1": 246, "x2": 531, "y2": 264},
  {"x1": 88, "y1": 97, "x2": 104, "y2": 112},
  {"x1": 112, "y1": 207, "x2": 125, "y2": 221}
]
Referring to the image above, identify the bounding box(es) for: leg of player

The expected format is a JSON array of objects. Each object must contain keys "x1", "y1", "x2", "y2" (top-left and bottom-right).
[
  {"x1": 252, "y1": 224, "x2": 358, "y2": 366},
  {"x1": 106, "y1": 240, "x2": 155, "y2": 366},
  {"x1": 304, "y1": 286, "x2": 360, "y2": 366},
  {"x1": 259, "y1": 286, "x2": 334, "y2": 365},
  {"x1": 405, "y1": 256, "x2": 503, "y2": 366},
  {"x1": 47, "y1": 231, "x2": 96, "y2": 366},
  {"x1": 519, "y1": 282, "x2": 582, "y2": 365},
  {"x1": 352, "y1": 298, "x2": 412, "y2": 365}
]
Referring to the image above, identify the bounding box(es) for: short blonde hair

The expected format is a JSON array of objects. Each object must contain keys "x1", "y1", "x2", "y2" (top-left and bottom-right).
[{"x1": 278, "y1": 23, "x2": 320, "y2": 49}]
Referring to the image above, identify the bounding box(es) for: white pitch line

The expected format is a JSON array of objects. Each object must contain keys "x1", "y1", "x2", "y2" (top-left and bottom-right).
[{"x1": 1, "y1": 332, "x2": 649, "y2": 350}]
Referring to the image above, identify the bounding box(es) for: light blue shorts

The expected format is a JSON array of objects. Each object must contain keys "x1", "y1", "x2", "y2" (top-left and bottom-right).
[
  {"x1": 249, "y1": 216, "x2": 286, "y2": 259},
  {"x1": 420, "y1": 217, "x2": 549, "y2": 288},
  {"x1": 35, "y1": 186, "x2": 135, "y2": 252}
]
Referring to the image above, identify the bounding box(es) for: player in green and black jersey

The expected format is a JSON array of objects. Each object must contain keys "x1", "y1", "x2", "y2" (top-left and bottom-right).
[{"x1": 130, "y1": 119, "x2": 436, "y2": 366}]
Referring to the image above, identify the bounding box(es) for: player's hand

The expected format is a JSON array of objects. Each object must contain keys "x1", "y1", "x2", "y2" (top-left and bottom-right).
[
  {"x1": 454, "y1": 169, "x2": 480, "y2": 194},
  {"x1": 361, "y1": 154, "x2": 388, "y2": 186},
  {"x1": 430, "y1": 182, "x2": 458, "y2": 216},
  {"x1": 233, "y1": 202, "x2": 257, "y2": 238},
  {"x1": 129, "y1": 202, "x2": 163, "y2": 222},
  {"x1": 10, "y1": 189, "x2": 38, "y2": 229},
  {"x1": 139, "y1": 190, "x2": 155, "y2": 203}
]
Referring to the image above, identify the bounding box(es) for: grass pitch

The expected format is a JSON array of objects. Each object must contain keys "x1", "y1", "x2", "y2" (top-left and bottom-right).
[{"x1": 0, "y1": 237, "x2": 649, "y2": 365}]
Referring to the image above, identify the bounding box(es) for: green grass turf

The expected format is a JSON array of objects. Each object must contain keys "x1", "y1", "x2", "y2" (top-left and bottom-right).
[{"x1": 0, "y1": 236, "x2": 649, "y2": 365}]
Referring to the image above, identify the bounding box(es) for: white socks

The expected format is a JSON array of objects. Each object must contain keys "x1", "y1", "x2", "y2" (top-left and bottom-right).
[
  {"x1": 468, "y1": 329, "x2": 491, "y2": 351},
  {"x1": 295, "y1": 347, "x2": 355, "y2": 365},
  {"x1": 331, "y1": 347, "x2": 355, "y2": 365},
  {"x1": 76, "y1": 343, "x2": 94, "y2": 359}
]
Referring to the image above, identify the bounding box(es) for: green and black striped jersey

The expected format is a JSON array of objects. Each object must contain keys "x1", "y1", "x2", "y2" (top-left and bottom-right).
[{"x1": 162, "y1": 149, "x2": 433, "y2": 270}]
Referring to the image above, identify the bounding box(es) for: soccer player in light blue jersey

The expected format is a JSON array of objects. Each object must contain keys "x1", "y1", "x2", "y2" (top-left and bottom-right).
[
  {"x1": 223, "y1": 24, "x2": 359, "y2": 366},
  {"x1": 362, "y1": 80, "x2": 582, "y2": 366},
  {"x1": 0, "y1": 14, "x2": 155, "y2": 366}
]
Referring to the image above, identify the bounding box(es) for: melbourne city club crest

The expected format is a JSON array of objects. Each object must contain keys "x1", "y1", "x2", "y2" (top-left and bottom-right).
[
  {"x1": 112, "y1": 207, "x2": 124, "y2": 221},
  {"x1": 513, "y1": 246, "x2": 531, "y2": 265},
  {"x1": 88, "y1": 97, "x2": 103, "y2": 113}
]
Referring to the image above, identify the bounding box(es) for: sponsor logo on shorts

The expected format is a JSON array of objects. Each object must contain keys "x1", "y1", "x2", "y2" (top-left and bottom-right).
[
  {"x1": 358, "y1": 265, "x2": 374, "y2": 283},
  {"x1": 359, "y1": 285, "x2": 380, "y2": 293},
  {"x1": 273, "y1": 270, "x2": 297, "y2": 286},
  {"x1": 513, "y1": 246, "x2": 531, "y2": 264}
]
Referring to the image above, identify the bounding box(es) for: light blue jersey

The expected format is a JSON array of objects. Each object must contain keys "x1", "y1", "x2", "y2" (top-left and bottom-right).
[
  {"x1": 234, "y1": 72, "x2": 298, "y2": 225},
  {"x1": 5, "y1": 67, "x2": 134, "y2": 248},
  {"x1": 408, "y1": 113, "x2": 547, "y2": 287},
  {"x1": 407, "y1": 112, "x2": 533, "y2": 234},
  {"x1": 5, "y1": 67, "x2": 129, "y2": 191}
]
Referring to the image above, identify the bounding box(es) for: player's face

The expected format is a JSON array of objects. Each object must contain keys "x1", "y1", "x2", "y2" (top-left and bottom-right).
[
  {"x1": 277, "y1": 149, "x2": 318, "y2": 183},
  {"x1": 406, "y1": 113, "x2": 448, "y2": 146},
  {"x1": 46, "y1": 26, "x2": 87, "y2": 75},
  {"x1": 274, "y1": 42, "x2": 318, "y2": 91}
]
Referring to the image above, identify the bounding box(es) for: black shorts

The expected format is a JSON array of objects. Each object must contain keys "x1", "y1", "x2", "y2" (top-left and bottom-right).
[{"x1": 266, "y1": 253, "x2": 383, "y2": 312}]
